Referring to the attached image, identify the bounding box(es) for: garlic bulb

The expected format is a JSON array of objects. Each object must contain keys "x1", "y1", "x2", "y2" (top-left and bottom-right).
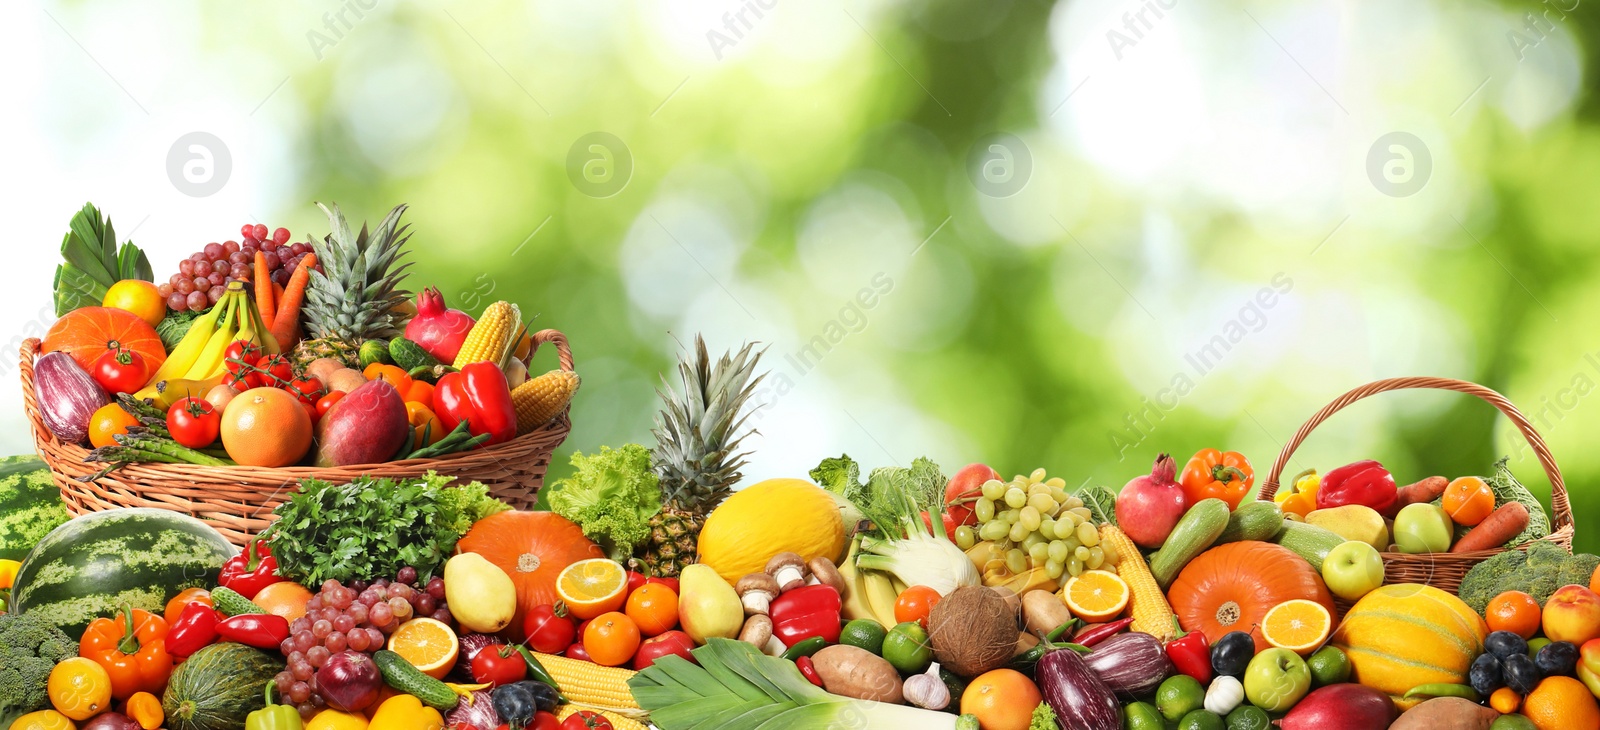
[{"x1": 902, "y1": 662, "x2": 950, "y2": 710}]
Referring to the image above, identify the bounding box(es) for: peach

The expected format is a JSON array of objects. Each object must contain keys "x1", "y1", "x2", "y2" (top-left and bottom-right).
[{"x1": 1544, "y1": 584, "x2": 1600, "y2": 644}]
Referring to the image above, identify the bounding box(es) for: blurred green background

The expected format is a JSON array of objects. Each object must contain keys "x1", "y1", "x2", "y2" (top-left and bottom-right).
[{"x1": 7, "y1": 0, "x2": 1598, "y2": 551}]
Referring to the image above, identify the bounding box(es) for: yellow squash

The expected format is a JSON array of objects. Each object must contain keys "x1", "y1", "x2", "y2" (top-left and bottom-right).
[
  {"x1": 695, "y1": 478, "x2": 846, "y2": 583},
  {"x1": 1330, "y1": 583, "x2": 1488, "y2": 707}
]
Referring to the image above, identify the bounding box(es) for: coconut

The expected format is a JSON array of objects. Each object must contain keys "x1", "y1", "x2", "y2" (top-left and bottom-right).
[{"x1": 928, "y1": 585, "x2": 1018, "y2": 677}]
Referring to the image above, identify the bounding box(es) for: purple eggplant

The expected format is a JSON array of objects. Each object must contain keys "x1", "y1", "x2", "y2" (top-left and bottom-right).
[
  {"x1": 34, "y1": 352, "x2": 108, "y2": 444},
  {"x1": 1081, "y1": 631, "x2": 1174, "y2": 700},
  {"x1": 1036, "y1": 647, "x2": 1121, "y2": 730}
]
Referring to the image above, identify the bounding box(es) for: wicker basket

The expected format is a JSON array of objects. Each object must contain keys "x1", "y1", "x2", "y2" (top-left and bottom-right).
[
  {"x1": 20, "y1": 331, "x2": 576, "y2": 546},
  {"x1": 1257, "y1": 376, "x2": 1575, "y2": 594}
]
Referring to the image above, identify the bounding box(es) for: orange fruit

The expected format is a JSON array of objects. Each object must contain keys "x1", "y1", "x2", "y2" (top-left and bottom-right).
[
  {"x1": 388, "y1": 618, "x2": 460, "y2": 679},
  {"x1": 163, "y1": 587, "x2": 212, "y2": 625},
  {"x1": 1592, "y1": 564, "x2": 1600, "y2": 594},
  {"x1": 625, "y1": 584, "x2": 679, "y2": 637},
  {"x1": 1490, "y1": 686, "x2": 1522, "y2": 714},
  {"x1": 1261, "y1": 599, "x2": 1333, "y2": 655},
  {"x1": 221, "y1": 387, "x2": 313, "y2": 467},
  {"x1": 1523, "y1": 676, "x2": 1600, "y2": 730},
  {"x1": 960, "y1": 669, "x2": 1042, "y2": 730},
  {"x1": 47, "y1": 658, "x2": 112, "y2": 721},
  {"x1": 1442, "y1": 476, "x2": 1496, "y2": 527},
  {"x1": 557, "y1": 559, "x2": 629, "y2": 620},
  {"x1": 88, "y1": 403, "x2": 141, "y2": 449},
  {"x1": 103, "y1": 280, "x2": 167, "y2": 328},
  {"x1": 1062, "y1": 570, "x2": 1130, "y2": 622},
  {"x1": 1488, "y1": 590, "x2": 1543, "y2": 639},
  {"x1": 583, "y1": 612, "x2": 641, "y2": 667},
  {"x1": 253, "y1": 581, "x2": 313, "y2": 623}
]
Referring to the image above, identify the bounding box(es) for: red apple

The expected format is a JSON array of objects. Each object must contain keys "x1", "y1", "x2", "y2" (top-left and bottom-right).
[
  {"x1": 945, "y1": 463, "x2": 1001, "y2": 526},
  {"x1": 1115, "y1": 454, "x2": 1188, "y2": 548},
  {"x1": 1545, "y1": 584, "x2": 1600, "y2": 644}
]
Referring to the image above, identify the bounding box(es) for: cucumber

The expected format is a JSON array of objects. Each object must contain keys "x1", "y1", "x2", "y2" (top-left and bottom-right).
[
  {"x1": 374, "y1": 649, "x2": 458, "y2": 710},
  {"x1": 1215, "y1": 501, "x2": 1285, "y2": 545},
  {"x1": 390, "y1": 338, "x2": 442, "y2": 371},
  {"x1": 210, "y1": 586, "x2": 266, "y2": 616},
  {"x1": 1271, "y1": 521, "x2": 1346, "y2": 572},
  {"x1": 1149, "y1": 498, "x2": 1230, "y2": 589}
]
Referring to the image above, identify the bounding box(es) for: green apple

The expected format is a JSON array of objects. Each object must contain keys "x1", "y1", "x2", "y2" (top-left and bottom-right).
[
  {"x1": 1393, "y1": 503, "x2": 1454, "y2": 554},
  {"x1": 1243, "y1": 648, "x2": 1311, "y2": 713},
  {"x1": 1306, "y1": 505, "x2": 1389, "y2": 551},
  {"x1": 1322, "y1": 540, "x2": 1385, "y2": 601}
]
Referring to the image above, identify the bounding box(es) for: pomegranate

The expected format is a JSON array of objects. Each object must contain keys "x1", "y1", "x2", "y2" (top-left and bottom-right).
[
  {"x1": 405, "y1": 287, "x2": 476, "y2": 363},
  {"x1": 945, "y1": 463, "x2": 1001, "y2": 526},
  {"x1": 1115, "y1": 454, "x2": 1187, "y2": 548}
]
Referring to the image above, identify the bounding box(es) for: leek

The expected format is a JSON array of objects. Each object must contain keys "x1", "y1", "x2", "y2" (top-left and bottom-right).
[
  {"x1": 628, "y1": 638, "x2": 958, "y2": 729},
  {"x1": 852, "y1": 461, "x2": 981, "y2": 596}
]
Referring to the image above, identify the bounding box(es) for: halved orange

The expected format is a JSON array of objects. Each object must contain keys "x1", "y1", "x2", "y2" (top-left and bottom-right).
[
  {"x1": 556, "y1": 558, "x2": 629, "y2": 620},
  {"x1": 1261, "y1": 599, "x2": 1332, "y2": 655},
  {"x1": 1062, "y1": 570, "x2": 1129, "y2": 622},
  {"x1": 387, "y1": 617, "x2": 460, "y2": 679}
]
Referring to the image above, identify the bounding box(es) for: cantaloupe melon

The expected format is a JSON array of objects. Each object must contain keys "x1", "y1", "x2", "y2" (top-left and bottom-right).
[
  {"x1": 1331, "y1": 583, "x2": 1488, "y2": 705},
  {"x1": 696, "y1": 478, "x2": 845, "y2": 583}
]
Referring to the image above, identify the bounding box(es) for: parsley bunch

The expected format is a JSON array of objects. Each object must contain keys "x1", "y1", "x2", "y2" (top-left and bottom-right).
[{"x1": 265, "y1": 472, "x2": 510, "y2": 585}]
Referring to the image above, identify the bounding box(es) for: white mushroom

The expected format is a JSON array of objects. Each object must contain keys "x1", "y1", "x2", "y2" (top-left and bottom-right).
[
  {"x1": 739, "y1": 614, "x2": 787, "y2": 656},
  {"x1": 807, "y1": 557, "x2": 845, "y2": 593},
  {"x1": 766, "y1": 552, "x2": 808, "y2": 592},
  {"x1": 737, "y1": 573, "x2": 781, "y2": 616}
]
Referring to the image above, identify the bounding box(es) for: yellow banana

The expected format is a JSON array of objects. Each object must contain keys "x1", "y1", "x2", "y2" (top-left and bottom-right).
[
  {"x1": 838, "y1": 540, "x2": 877, "y2": 622},
  {"x1": 862, "y1": 569, "x2": 901, "y2": 628},
  {"x1": 889, "y1": 575, "x2": 909, "y2": 597},
  {"x1": 133, "y1": 375, "x2": 226, "y2": 410},
  {"x1": 183, "y1": 295, "x2": 241, "y2": 379},
  {"x1": 144, "y1": 300, "x2": 224, "y2": 387}
]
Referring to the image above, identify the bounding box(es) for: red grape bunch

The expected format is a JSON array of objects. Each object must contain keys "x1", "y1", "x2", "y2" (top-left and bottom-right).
[
  {"x1": 273, "y1": 567, "x2": 452, "y2": 718},
  {"x1": 157, "y1": 224, "x2": 320, "y2": 313}
]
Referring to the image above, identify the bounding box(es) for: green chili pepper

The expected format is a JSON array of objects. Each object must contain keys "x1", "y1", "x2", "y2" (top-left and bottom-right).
[
  {"x1": 781, "y1": 636, "x2": 829, "y2": 661},
  {"x1": 1403, "y1": 683, "x2": 1480, "y2": 702}
]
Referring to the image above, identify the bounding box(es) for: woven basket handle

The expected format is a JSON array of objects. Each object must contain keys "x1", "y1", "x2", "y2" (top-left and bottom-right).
[
  {"x1": 528, "y1": 329, "x2": 575, "y2": 372},
  {"x1": 1259, "y1": 376, "x2": 1571, "y2": 531}
]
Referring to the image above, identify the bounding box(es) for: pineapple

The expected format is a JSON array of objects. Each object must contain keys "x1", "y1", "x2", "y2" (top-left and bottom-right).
[
  {"x1": 290, "y1": 203, "x2": 414, "y2": 370},
  {"x1": 632, "y1": 336, "x2": 766, "y2": 578}
]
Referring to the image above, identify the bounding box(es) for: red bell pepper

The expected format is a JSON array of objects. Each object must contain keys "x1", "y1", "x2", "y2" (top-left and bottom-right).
[
  {"x1": 768, "y1": 585, "x2": 841, "y2": 647},
  {"x1": 216, "y1": 613, "x2": 291, "y2": 649},
  {"x1": 218, "y1": 537, "x2": 283, "y2": 600},
  {"x1": 1165, "y1": 620, "x2": 1211, "y2": 685},
  {"x1": 166, "y1": 602, "x2": 220, "y2": 657},
  {"x1": 432, "y1": 362, "x2": 517, "y2": 447},
  {"x1": 1315, "y1": 460, "x2": 1397, "y2": 515}
]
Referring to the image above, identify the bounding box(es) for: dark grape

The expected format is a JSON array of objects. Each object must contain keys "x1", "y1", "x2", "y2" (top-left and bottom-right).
[
  {"x1": 253, "y1": 224, "x2": 268, "y2": 240},
  {"x1": 426, "y1": 580, "x2": 445, "y2": 600},
  {"x1": 291, "y1": 242, "x2": 311, "y2": 255},
  {"x1": 416, "y1": 594, "x2": 436, "y2": 615},
  {"x1": 273, "y1": 227, "x2": 291, "y2": 245},
  {"x1": 228, "y1": 251, "x2": 248, "y2": 265},
  {"x1": 396, "y1": 567, "x2": 418, "y2": 585},
  {"x1": 263, "y1": 250, "x2": 281, "y2": 269},
  {"x1": 241, "y1": 242, "x2": 258, "y2": 256},
  {"x1": 430, "y1": 608, "x2": 452, "y2": 624}
]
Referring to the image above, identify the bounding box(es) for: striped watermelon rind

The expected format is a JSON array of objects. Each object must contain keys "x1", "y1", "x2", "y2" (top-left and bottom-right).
[
  {"x1": 13, "y1": 508, "x2": 238, "y2": 637},
  {"x1": 0, "y1": 454, "x2": 71, "y2": 561}
]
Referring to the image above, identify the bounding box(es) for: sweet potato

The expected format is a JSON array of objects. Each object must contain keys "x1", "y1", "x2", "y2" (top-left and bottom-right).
[
  {"x1": 1394, "y1": 476, "x2": 1448, "y2": 511},
  {"x1": 1389, "y1": 697, "x2": 1497, "y2": 730},
  {"x1": 812, "y1": 645, "x2": 902, "y2": 703}
]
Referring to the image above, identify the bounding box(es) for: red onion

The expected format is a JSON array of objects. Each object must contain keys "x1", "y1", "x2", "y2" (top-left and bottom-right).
[
  {"x1": 316, "y1": 650, "x2": 384, "y2": 711},
  {"x1": 405, "y1": 287, "x2": 476, "y2": 364},
  {"x1": 444, "y1": 690, "x2": 500, "y2": 730},
  {"x1": 80, "y1": 713, "x2": 138, "y2": 730}
]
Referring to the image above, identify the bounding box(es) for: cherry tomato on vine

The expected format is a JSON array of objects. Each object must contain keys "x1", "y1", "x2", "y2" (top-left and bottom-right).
[
  {"x1": 894, "y1": 585, "x2": 942, "y2": 629},
  {"x1": 256, "y1": 354, "x2": 293, "y2": 387},
  {"x1": 469, "y1": 643, "x2": 527, "y2": 687},
  {"x1": 167, "y1": 397, "x2": 220, "y2": 448},
  {"x1": 524, "y1": 604, "x2": 576, "y2": 654},
  {"x1": 92, "y1": 345, "x2": 148, "y2": 394},
  {"x1": 562, "y1": 711, "x2": 613, "y2": 730},
  {"x1": 316, "y1": 391, "x2": 345, "y2": 418},
  {"x1": 223, "y1": 340, "x2": 261, "y2": 380},
  {"x1": 286, "y1": 376, "x2": 325, "y2": 404}
]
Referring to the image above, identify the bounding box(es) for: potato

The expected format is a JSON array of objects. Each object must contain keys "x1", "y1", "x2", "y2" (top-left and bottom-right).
[
  {"x1": 1021, "y1": 589, "x2": 1073, "y2": 636},
  {"x1": 325, "y1": 368, "x2": 369, "y2": 394},
  {"x1": 305, "y1": 358, "x2": 346, "y2": 382},
  {"x1": 811, "y1": 645, "x2": 902, "y2": 704},
  {"x1": 1389, "y1": 697, "x2": 1497, "y2": 730}
]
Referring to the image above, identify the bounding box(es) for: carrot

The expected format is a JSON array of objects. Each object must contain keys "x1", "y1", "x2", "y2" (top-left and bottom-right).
[
  {"x1": 1450, "y1": 501, "x2": 1530, "y2": 553},
  {"x1": 270, "y1": 253, "x2": 316, "y2": 349},
  {"x1": 254, "y1": 251, "x2": 275, "y2": 330},
  {"x1": 273, "y1": 281, "x2": 285, "y2": 304},
  {"x1": 1394, "y1": 476, "x2": 1448, "y2": 512}
]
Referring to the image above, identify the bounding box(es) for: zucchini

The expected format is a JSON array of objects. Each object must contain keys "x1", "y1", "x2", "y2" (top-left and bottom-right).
[
  {"x1": 1271, "y1": 521, "x2": 1346, "y2": 571},
  {"x1": 1149, "y1": 498, "x2": 1230, "y2": 589},
  {"x1": 390, "y1": 337, "x2": 442, "y2": 371},
  {"x1": 374, "y1": 649, "x2": 458, "y2": 710},
  {"x1": 210, "y1": 586, "x2": 266, "y2": 616},
  {"x1": 1215, "y1": 501, "x2": 1285, "y2": 545}
]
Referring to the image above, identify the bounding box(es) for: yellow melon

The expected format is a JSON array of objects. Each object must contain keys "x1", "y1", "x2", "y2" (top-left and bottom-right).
[
  {"x1": 1330, "y1": 583, "x2": 1488, "y2": 704},
  {"x1": 696, "y1": 478, "x2": 846, "y2": 583}
]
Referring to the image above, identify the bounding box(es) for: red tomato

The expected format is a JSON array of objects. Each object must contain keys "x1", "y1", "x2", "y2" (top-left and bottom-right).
[
  {"x1": 166, "y1": 397, "x2": 220, "y2": 448},
  {"x1": 561, "y1": 711, "x2": 613, "y2": 730},
  {"x1": 316, "y1": 391, "x2": 345, "y2": 417},
  {"x1": 91, "y1": 345, "x2": 148, "y2": 395},
  {"x1": 257, "y1": 354, "x2": 293, "y2": 386},
  {"x1": 529, "y1": 713, "x2": 561, "y2": 730},
  {"x1": 523, "y1": 604, "x2": 576, "y2": 654},
  {"x1": 286, "y1": 376, "x2": 325, "y2": 404},
  {"x1": 633, "y1": 630, "x2": 695, "y2": 670},
  {"x1": 564, "y1": 642, "x2": 593, "y2": 662},
  {"x1": 626, "y1": 570, "x2": 647, "y2": 597},
  {"x1": 223, "y1": 340, "x2": 261, "y2": 379},
  {"x1": 894, "y1": 585, "x2": 942, "y2": 629},
  {"x1": 469, "y1": 643, "x2": 527, "y2": 686},
  {"x1": 644, "y1": 577, "x2": 680, "y2": 594},
  {"x1": 226, "y1": 369, "x2": 264, "y2": 391},
  {"x1": 920, "y1": 511, "x2": 958, "y2": 543},
  {"x1": 945, "y1": 463, "x2": 1001, "y2": 526}
]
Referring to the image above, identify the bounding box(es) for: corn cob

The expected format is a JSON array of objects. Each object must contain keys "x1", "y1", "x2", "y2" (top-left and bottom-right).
[
  {"x1": 453, "y1": 300, "x2": 520, "y2": 369},
  {"x1": 556, "y1": 705, "x2": 650, "y2": 730},
  {"x1": 534, "y1": 652, "x2": 642, "y2": 711},
  {"x1": 513, "y1": 370, "x2": 580, "y2": 433},
  {"x1": 1098, "y1": 523, "x2": 1177, "y2": 642}
]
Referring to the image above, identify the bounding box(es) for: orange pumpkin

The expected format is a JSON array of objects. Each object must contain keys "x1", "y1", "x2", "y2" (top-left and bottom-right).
[
  {"x1": 1167, "y1": 540, "x2": 1337, "y2": 653},
  {"x1": 41, "y1": 307, "x2": 165, "y2": 373},
  {"x1": 454, "y1": 511, "x2": 603, "y2": 631}
]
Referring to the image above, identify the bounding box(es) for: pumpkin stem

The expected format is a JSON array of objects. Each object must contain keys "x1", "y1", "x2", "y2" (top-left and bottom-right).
[
  {"x1": 1215, "y1": 600, "x2": 1241, "y2": 626},
  {"x1": 516, "y1": 553, "x2": 541, "y2": 573}
]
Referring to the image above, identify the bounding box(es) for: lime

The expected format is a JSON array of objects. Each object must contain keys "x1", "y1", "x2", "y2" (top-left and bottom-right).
[
  {"x1": 1306, "y1": 645, "x2": 1351, "y2": 686},
  {"x1": 840, "y1": 619, "x2": 888, "y2": 655},
  {"x1": 1225, "y1": 706, "x2": 1271, "y2": 730},
  {"x1": 1156, "y1": 674, "x2": 1206, "y2": 722},
  {"x1": 881, "y1": 621, "x2": 933, "y2": 674},
  {"x1": 1491, "y1": 715, "x2": 1538, "y2": 730},
  {"x1": 1123, "y1": 701, "x2": 1164, "y2": 730},
  {"x1": 1178, "y1": 710, "x2": 1224, "y2": 730}
]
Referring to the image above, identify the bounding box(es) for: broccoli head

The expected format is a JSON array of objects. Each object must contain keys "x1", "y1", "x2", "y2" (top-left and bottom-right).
[
  {"x1": 1458, "y1": 543, "x2": 1600, "y2": 615},
  {"x1": 0, "y1": 611, "x2": 79, "y2": 726},
  {"x1": 548, "y1": 444, "x2": 661, "y2": 561}
]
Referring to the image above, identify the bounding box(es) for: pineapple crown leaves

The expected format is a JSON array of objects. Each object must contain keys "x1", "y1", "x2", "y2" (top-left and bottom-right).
[
  {"x1": 650, "y1": 335, "x2": 769, "y2": 503},
  {"x1": 303, "y1": 202, "x2": 415, "y2": 340}
]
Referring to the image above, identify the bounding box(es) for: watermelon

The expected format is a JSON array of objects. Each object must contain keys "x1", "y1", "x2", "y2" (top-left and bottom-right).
[
  {"x1": 0, "y1": 455, "x2": 71, "y2": 561},
  {"x1": 163, "y1": 642, "x2": 284, "y2": 730},
  {"x1": 12, "y1": 508, "x2": 238, "y2": 637}
]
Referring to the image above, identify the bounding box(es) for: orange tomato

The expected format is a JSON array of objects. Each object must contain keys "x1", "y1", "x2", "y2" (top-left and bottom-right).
[
  {"x1": 894, "y1": 586, "x2": 942, "y2": 629},
  {"x1": 47, "y1": 658, "x2": 113, "y2": 721},
  {"x1": 163, "y1": 587, "x2": 212, "y2": 625},
  {"x1": 625, "y1": 584, "x2": 679, "y2": 637},
  {"x1": 1487, "y1": 590, "x2": 1543, "y2": 640},
  {"x1": 1442, "y1": 476, "x2": 1496, "y2": 527},
  {"x1": 583, "y1": 612, "x2": 641, "y2": 667},
  {"x1": 363, "y1": 363, "x2": 413, "y2": 393},
  {"x1": 960, "y1": 669, "x2": 1042, "y2": 730}
]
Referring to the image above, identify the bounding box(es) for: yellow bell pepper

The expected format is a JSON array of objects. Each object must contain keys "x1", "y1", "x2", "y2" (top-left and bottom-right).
[
  {"x1": 368, "y1": 695, "x2": 442, "y2": 730},
  {"x1": 1276, "y1": 469, "x2": 1321, "y2": 518},
  {"x1": 0, "y1": 559, "x2": 20, "y2": 590},
  {"x1": 307, "y1": 709, "x2": 369, "y2": 730}
]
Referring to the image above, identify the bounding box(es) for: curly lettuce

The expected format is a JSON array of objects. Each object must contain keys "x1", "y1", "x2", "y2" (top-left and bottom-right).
[{"x1": 549, "y1": 444, "x2": 662, "y2": 561}]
